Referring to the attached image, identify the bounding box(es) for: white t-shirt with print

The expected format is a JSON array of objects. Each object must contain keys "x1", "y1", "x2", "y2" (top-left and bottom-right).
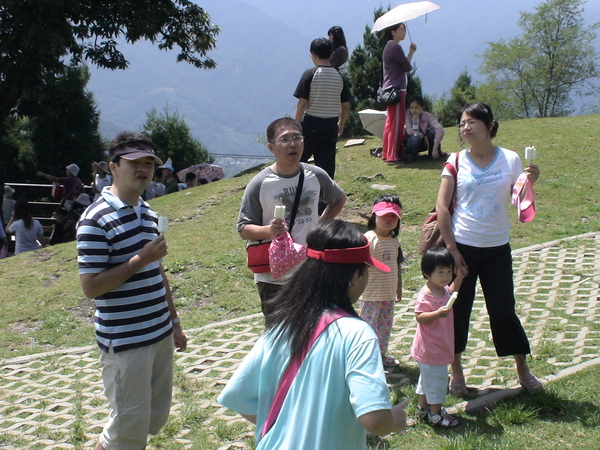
[{"x1": 442, "y1": 148, "x2": 522, "y2": 248}]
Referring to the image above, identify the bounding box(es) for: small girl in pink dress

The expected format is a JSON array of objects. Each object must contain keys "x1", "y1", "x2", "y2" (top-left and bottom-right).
[{"x1": 411, "y1": 247, "x2": 465, "y2": 428}]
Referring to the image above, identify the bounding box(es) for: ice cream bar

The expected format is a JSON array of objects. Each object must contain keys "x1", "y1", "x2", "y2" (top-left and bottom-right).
[
  {"x1": 158, "y1": 216, "x2": 169, "y2": 233},
  {"x1": 446, "y1": 291, "x2": 458, "y2": 309},
  {"x1": 274, "y1": 204, "x2": 286, "y2": 220},
  {"x1": 524, "y1": 146, "x2": 537, "y2": 161}
]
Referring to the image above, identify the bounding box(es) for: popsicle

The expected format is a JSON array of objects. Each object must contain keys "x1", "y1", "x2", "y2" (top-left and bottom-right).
[
  {"x1": 274, "y1": 203, "x2": 286, "y2": 219},
  {"x1": 158, "y1": 216, "x2": 169, "y2": 233},
  {"x1": 446, "y1": 291, "x2": 458, "y2": 309},
  {"x1": 524, "y1": 146, "x2": 537, "y2": 161}
]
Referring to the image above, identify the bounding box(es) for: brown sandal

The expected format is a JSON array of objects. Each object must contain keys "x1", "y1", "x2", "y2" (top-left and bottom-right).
[
  {"x1": 449, "y1": 378, "x2": 468, "y2": 397},
  {"x1": 520, "y1": 373, "x2": 543, "y2": 394}
]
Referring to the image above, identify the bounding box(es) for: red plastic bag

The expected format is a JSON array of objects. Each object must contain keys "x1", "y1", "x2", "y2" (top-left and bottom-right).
[{"x1": 51, "y1": 182, "x2": 63, "y2": 200}]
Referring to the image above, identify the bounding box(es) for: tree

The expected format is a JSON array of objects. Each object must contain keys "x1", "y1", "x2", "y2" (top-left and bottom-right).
[
  {"x1": 344, "y1": 8, "x2": 423, "y2": 137},
  {"x1": 28, "y1": 65, "x2": 105, "y2": 182},
  {"x1": 140, "y1": 106, "x2": 213, "y2": 170},
  {"x1": 1, "y1": 116, "x2": 36, "y2": 180},
  {"x1": 479, "y1": 0, "x2": 599, "y2": 118},
  {"x1": 0, "y1": 0, "x2": 219, "y2": 141},
  {"x1": 3, "y1": 64, "x2": 105, "y2": 183},
  {"x1": 435, "y1": 70, "x2": 477, "y2": 127}
]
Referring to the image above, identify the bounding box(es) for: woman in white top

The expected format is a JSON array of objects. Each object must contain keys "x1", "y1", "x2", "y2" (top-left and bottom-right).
[
  {"x1": 6, "y1": 199, "x2": 46, "y2": 254},
  {"x1": 435, "y1": 103, "x2": 542, "y2": 396}
]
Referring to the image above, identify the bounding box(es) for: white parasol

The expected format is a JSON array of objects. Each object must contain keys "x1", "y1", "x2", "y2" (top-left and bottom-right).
[
  {"x1": 358, "y1": 109, "x2": 387, "y2": 139},
  {"x1": 371, "y1": 1, "x2": 441, "y2": 33}
]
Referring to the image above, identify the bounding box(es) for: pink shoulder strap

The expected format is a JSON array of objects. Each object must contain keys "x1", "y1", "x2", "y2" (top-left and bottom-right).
[{"x1": 261, "y1": 309, "x2": 352, "y2": 437}]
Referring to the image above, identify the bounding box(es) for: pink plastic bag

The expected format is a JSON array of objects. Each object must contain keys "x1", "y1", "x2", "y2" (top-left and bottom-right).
[{"x1": 268, "y1": 231, "x2": 307, "y2": 279}]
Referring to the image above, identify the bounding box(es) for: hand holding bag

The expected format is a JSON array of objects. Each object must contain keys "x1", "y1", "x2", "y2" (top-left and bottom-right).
[
  {"x1": 268, "y1": 231, "x2": 307, "y2": 279},
  {"x1": 267, "y1": 169, "x2": 306, "y2": 278},
  {"x1": 246, "y1": 169, "x2": 305, "y2": 273},
  {"x1": 418, "y1": 153, "x2": 459, "y2": 254}
]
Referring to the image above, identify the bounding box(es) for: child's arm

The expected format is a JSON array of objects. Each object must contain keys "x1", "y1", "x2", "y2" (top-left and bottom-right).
[
  {"x1": 358, "y1": 398, "x2": 409, "y2": 435},
  {"x1": 395, "y1": 267, "x2": 402, "y2": 302},
  {"x1": 416, "y1": 308, "x2": 449, "y2": 324},
  {"x1": 449, "y1": 268, "x2": 466, "y2": 294}
]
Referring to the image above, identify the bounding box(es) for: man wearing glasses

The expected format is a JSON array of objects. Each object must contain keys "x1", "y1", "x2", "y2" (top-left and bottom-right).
[
  {"x1": 294, "y1": 37, "x2": 351, "y2": 180},
  {"x1": 238, "y1": 118, "x2": 347, "y2": 316}
]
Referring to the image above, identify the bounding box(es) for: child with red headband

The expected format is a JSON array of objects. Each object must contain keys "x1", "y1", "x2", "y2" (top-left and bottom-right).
[
  {"x1": 359, "y1": 194, "x2": 403, "y2": 367},
  {"x1": 219, "y1": 220, "x2": 409, "y2": 449}
]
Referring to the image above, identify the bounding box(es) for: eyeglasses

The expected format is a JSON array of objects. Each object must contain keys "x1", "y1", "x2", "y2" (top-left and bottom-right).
[
  {"x1": 458, "y1": 119, "x2": 479, "y2": 129},
  {"x1": 271, "y1": 135, "x2": 304, "y2": 144}
]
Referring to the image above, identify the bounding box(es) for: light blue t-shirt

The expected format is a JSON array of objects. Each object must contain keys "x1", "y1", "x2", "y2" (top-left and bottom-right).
[{"x1": 218, "y1": 315, "x2": 392, "y2": 450}]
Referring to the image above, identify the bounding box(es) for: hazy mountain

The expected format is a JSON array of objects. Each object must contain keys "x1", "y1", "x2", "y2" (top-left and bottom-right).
[
  {"x1": 87, "y1": 0, "x2": 600, "y2": 177},
  {"x1": 88, "y1": 0, "x2": 314, "y2": 176}
]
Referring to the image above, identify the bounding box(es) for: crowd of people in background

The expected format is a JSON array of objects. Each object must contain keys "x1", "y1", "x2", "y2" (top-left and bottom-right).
[{"x1": 1, "y1": 153, "x2": 220, "y2": 258}]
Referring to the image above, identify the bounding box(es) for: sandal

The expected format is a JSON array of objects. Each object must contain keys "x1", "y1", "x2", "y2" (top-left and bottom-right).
[
  {"x1": 449, "y1": 378, "x2": 468, "y2": 397},
  {"x1": 416, "y1": 406, "x2": 430, "y2": 421},
  {"x1": 428, "y1": 409, "x2": 459, "y2": 428},
  {"x1": 520, "y1": 373, "x2": 543, "y2": 394}
]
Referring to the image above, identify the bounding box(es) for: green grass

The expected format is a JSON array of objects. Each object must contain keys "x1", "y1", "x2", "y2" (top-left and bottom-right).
[
  {"x1": 380, "y1": 364, "x2": 600, "y2": 450},
  {"x1": 1, "y1": 114, "x2": 598, "y2": 359},
  {"x1": 0, "y1": 114, "x2": 599, "y2": 448}
]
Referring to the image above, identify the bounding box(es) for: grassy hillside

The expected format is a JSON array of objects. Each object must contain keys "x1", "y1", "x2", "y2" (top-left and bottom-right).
[{"x1": 1, "y1": 114, "x2": 598, "y2": 361}]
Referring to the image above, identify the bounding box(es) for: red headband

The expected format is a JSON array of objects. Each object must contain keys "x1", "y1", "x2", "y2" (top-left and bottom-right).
[{"x1": 306, "y1": 237, "x2": 390, "y2": 273}]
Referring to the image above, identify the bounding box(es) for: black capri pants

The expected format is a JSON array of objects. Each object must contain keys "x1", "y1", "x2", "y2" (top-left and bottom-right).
[{"x1": 454, "y1": 242, "x2": 531, "y2": 357}]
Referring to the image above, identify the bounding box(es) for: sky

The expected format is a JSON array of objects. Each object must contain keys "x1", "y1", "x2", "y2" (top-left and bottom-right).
[{"x1": 240, "y1": 0, "x2": 600, "y2": 100}]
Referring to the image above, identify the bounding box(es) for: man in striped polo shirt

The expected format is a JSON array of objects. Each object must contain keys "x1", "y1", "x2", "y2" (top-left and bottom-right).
[
  {"x1": 294, "y1": 37, "x2": 351, "y2": 181},
  {"x1": 77, "y1": 132, "x2": 187, "y2": 450}
]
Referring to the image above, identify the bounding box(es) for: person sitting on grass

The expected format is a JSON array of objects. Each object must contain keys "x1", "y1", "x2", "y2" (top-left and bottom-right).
[{"x1": 404, "y1": 95, "x2": 446, "y2": 161}]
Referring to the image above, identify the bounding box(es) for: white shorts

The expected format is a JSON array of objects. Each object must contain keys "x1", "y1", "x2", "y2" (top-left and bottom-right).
[
  {"x1": 415, "y1": 362, "x2": 449, "y2": 405},
  {"x1": 99, "y1": 334, "x2": 174, "y2": 449}
]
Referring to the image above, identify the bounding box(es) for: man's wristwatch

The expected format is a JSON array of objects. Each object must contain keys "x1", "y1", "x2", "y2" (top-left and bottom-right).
[{"x1": 172, "y1": 318, "x2": 180, "y2": 324}]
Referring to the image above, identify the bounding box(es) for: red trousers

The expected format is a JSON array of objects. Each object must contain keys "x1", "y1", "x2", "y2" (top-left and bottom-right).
[{"x1": 382, "y1": 91, "x2": 406, "y2": 162}]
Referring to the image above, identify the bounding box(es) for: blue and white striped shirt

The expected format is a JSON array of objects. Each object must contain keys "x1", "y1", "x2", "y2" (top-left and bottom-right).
[{"x1": 77, "y1": 189, "x2": 172, "y2": 353}]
